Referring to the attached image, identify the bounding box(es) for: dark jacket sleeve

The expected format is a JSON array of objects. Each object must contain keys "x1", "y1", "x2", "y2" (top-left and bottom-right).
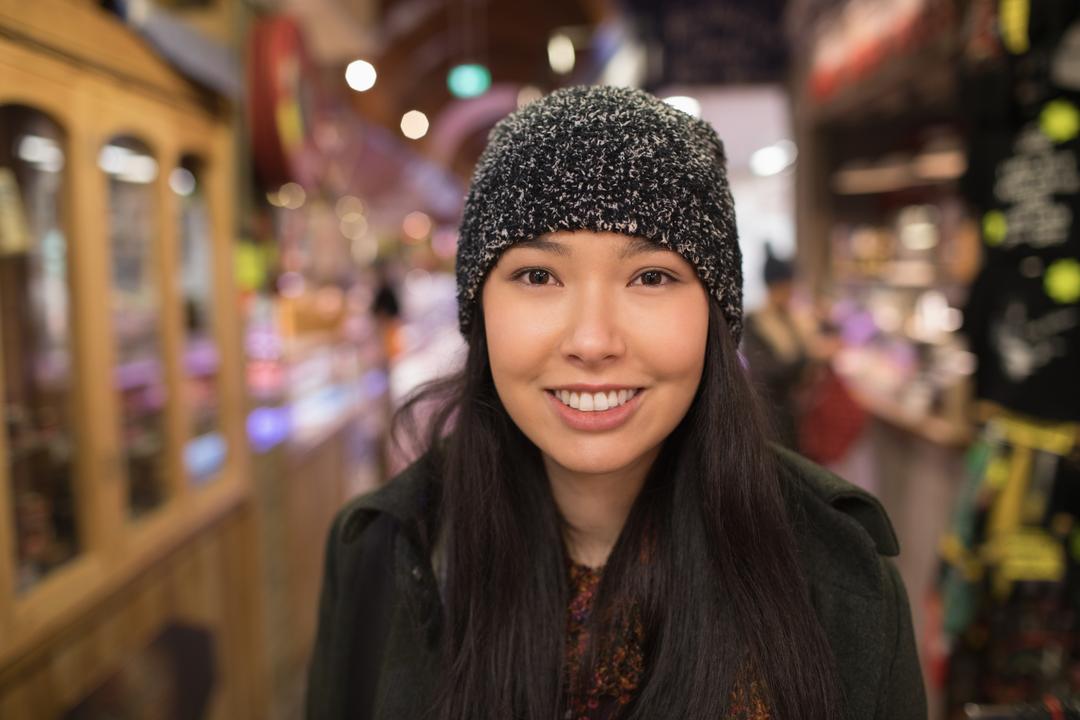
[
  {"x1": 306, "y1": 510, "x2": 346, "y2": 720},
  {"x1": 305, "y1": 508, "x2": 399, "y2": 720},
  {"x1": 877, "y1": 558, "x2": 928, "y2": 719}
]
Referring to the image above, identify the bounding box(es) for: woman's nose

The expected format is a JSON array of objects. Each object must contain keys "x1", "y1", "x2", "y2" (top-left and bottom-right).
[{"x1": 558, "y1": 286, "x2": 626, "y2": 365}]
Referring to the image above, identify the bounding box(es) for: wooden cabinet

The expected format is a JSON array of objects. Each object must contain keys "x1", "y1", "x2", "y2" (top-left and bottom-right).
[{"x1": 0, "y1": 2, "x2": 263, "y2": 717}]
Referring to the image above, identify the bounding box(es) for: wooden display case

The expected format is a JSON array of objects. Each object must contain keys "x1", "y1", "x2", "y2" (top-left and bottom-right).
[{"x1": 0, "y1": 2, "x2": 264, "y2": 717}]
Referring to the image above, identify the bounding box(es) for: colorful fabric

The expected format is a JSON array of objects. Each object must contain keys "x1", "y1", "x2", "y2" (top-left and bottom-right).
[
  {"x1": 936, "y1": 411, "x2": 1080, "y2": 713},
  {"x1": 562, "y1": 560, "x2": 771, "y2": 720}
]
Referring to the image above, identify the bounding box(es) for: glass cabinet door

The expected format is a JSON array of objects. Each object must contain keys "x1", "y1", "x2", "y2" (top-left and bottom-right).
[
  {"x1": 0, "y1": 105, "x2": 80, "y2": 593},
  {"x1": 174, "y1": 155, "x2": 226, "y2": 485},
  {"x1": 102, "y1": 136, "x2": 169, "y2": 518}
]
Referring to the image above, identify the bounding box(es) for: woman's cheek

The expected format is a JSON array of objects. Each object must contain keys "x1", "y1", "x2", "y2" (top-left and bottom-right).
[{"x1": 633, "y1": 298, "x2": 708, "y2": 380}]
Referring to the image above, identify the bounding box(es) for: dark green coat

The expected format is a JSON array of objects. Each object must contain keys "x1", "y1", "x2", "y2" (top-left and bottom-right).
[{"x1": 306, "y1": 446, "x2": 927, "y2": 720}]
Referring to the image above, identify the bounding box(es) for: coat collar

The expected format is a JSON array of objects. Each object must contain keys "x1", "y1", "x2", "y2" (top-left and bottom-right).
[
  {"x1": 771, "y1": 444, "x2": 899, "y2": 557},
  {"x1": 340, "y1": 453, "x2": 436, "y2": 544}
]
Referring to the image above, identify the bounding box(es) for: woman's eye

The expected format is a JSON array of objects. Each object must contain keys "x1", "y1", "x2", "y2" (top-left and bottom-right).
[
  {"x1": 633, "y1": 270, "x2": 673, "y2": 287},
  {"x1": 516, "y1": 269, "x2": 554, "y2": 285}
]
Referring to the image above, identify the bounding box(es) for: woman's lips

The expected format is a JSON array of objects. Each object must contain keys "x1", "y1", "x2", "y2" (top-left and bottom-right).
[{"x1": 545, "y1": 388, "x2": 644, "y2": 432}]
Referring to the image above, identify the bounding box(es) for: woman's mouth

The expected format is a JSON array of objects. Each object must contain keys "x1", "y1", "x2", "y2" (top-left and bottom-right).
[
  {"x1": 544, "y1": 388, "x2": 645, "y2": 432},
  {"x1": 549, "y1": 388, "x2": 640, "y2": 411}
]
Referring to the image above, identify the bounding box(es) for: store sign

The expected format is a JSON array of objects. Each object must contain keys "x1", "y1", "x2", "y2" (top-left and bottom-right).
[{"x1": 248, "y1": 16, "x2": 323, "y2": 188}]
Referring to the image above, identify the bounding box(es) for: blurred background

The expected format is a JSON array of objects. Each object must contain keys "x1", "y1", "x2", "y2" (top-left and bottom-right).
[{"x1": 0, "y1": 0, "x2": 1078, "y2": 718}]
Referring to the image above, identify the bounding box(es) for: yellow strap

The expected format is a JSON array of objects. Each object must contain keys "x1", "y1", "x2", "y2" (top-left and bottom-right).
[
  {"x1": 991, "y1": 413, "x2": 1078, "y2": 456},
  {"x1": 1000, "y1": 0, "x2": 1031, "y2": 55},
  {"x1": 988, "y1": 443, "x2": 1033, "y2": 538}
]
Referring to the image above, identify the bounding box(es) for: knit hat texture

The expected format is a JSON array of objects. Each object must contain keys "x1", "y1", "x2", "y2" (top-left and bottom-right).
[{"x1": 455, "y1": 85, "x2": 743, "y2": 342}]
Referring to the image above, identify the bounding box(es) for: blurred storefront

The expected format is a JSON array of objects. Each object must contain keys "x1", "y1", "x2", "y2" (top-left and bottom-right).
[
  {"x1": 788, "y1": 0, "x2": 1080, "y2": 716},
  {"x1": 788, "y1": 3, "x2": 979, "y2": 716},
  {"x1": 0, "y1": 0, "x2": 262, "y2": 717},
  {"x1": 241, "y1": 12, "x2": 467, "y2": 715},
  {"x1": 0, "y1": 0, "x2": 1078, "y2": 718}
]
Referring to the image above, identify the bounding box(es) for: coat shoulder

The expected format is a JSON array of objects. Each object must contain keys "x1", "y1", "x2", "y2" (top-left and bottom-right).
[
  {"x1": 772, "y1": 443, "x2": 900, "y2": 557},
  {"x1": 337, "y1": 452, "x2": 441, "y2": 545},
  {"x1": 772, "y1": 446, "x2": 926, "y2": 719}
]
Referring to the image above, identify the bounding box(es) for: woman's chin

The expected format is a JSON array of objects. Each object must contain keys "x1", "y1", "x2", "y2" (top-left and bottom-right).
[{"x1": 540, "y1": 444, "x2": 653, "y2": 480}]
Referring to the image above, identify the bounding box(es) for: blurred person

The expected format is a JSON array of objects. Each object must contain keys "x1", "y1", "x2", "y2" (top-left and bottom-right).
[
  {"x1": 307, "y1": 87, "x2": 923, "y2": 720},
  {"x1": 371, "y1": 259, "x2": 404, "y2": 362},
  {"x1": 740, "y1": 244, "x2": 808, "y2": 448}
]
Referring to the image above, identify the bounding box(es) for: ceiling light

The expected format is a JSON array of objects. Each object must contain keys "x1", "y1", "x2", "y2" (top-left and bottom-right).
[
  {"x1": 402, "y1": 211, "x2": 432, "y2": 241},
  {"x1": 663, "y1": 95, "x2": 701, "y2": 118},
  {"x1": 750, "y1": 140, "x2": 798, "y2": 177},
  {"x1": 277, "y1": 182, "x2": 306, "y2": 209},
  {"x1": 517, "y1": 85, "x2": 543, "y2": 108},
  {"x1": 345, "y1": 60, "x2": 377, "y2": 92},
  {"x1": 17, "y1": 134, "x2": 64, "y2": 172},
  {"x1": 335, "y1": 195, "x2": 364, "y2": 219},
  {"x1": 340, "y1": 215, "x2": 369, "y2": 240},
  {"x1": 448, "y1": 64, "x2": 491, "y2": 99},
  {"x1": 548, "y1": 33, "x2": 575, "y2": 75},
  {"x1": 169, "y1": 167, "x2": 196, "y2": 196},
  {"x1": 401, "y1": 110, "x2": 429, "y2": 140},
  {"x1": 98, "y1": 144, "x2": 158, "y2": 184}
]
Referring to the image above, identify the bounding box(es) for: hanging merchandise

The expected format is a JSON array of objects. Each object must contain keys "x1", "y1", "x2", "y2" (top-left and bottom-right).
[
  {"x1": 937, "y1": 412, "x2": 1080, "y2": 713},
  {"x1": 933, "y1": 2, "x2": 1080, "y2": 714},
  {"x1": 963, "y1": 262, "x2": 1080, "y2": 422},
  {"x1": 960, "y1": 0, "x2": 1080, "y2": 423}
]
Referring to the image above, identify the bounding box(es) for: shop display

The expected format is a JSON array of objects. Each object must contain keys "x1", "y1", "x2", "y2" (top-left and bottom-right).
[
  {"x1": 828, "y1": 194, "x2": 976, "y2": 443},
  {"x1": 0, "y1": 105, "x2": 80, "y2": 593},
  {"x1": 960, "y1": 0, "x2": 1080, "y2": 424},
  {"x1": 104, "y1": 135, "x2": 170, "y2": 518},
  {"x1": 177, "y1": 155, "x2": 228, "y2": 485},
  {"x1": 939, "y1": 412, "x2": 1080, "y2": 713},
  {"x1": 933, "y1": 1, "x2": 1080, "y2": 715}
]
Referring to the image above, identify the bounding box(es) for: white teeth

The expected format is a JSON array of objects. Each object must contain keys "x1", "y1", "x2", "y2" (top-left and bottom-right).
[{"x1": 552, "y1": 388, "x2": 640, "y2": 412}]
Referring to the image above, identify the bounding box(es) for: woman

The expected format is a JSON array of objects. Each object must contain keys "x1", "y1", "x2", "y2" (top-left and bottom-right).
[{"x1": 306, "y1": 86, "x2": 925, "y2": 720}]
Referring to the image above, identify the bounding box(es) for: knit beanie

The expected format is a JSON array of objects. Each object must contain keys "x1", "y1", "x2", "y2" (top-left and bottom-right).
[{"x1": 455, "y1": 85, "x2": 743, "y2": 343}]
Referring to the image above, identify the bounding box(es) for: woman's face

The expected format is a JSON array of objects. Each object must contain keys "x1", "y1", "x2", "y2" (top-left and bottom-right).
[{"x1": 481, "y1": 231, "x2": 710, "y2": 479}]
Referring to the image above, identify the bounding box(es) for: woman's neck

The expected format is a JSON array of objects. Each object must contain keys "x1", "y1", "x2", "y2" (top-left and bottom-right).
[{"x1": 543, "y1": 448, "x2": 658, "y2": 568}]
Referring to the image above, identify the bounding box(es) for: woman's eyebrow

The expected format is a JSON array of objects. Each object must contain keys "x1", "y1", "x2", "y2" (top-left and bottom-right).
[
  {"x1": 512, "y1": 236, "x2": 669, "y2": 260},
  {"x1": 618, "y1": 237, "x2": 668, "y2": 259},
  {"x1": 511, "y1": 238, "x2": 571, "y2": 256}
]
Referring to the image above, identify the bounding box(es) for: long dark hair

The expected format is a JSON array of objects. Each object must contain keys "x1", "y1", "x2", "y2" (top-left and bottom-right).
[{"x1": 392, "y1": 300, "x2": 843, "y2": 720}]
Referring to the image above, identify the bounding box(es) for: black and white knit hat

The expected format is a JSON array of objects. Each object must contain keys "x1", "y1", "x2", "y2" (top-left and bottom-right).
[{"x1": 455, "y1": 85, "x2": 743, "y2": 342}]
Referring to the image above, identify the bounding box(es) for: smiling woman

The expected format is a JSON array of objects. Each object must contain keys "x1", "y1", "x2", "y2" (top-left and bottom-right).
[
  {"x1": 306, "y1": 86, "x2": 926, "y2": 720},
  {"x1": 483, "y1": 232, "x2": 709, "y2": 565}
]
